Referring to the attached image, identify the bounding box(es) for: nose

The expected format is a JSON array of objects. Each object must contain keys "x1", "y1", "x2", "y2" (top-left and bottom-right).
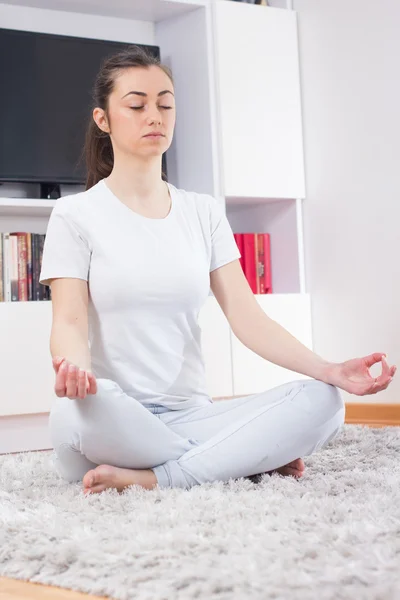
[{"x1": 146, "y1": 106, "x2": 162, "y2": 126}]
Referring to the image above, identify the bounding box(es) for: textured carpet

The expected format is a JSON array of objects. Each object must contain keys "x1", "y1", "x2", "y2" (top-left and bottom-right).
[{"x1": 0, "y1": 425, "x2": 399, "y2": 600}]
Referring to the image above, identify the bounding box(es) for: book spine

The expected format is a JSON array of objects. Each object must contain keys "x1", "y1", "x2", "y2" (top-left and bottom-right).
[
  {"x1": 233, "y1": 233, "x2": 245, "y2": 273},
  {"x1": 10, "y1": 235, "x2": 19, "y2": 301},
  {"x1": 31, "y1": 234, "x2": 37, "y2": 301},
  {"x1": 254, "y1": 233, "x2": 260, "y2": 294},
  {"x1": 38, "y1": 235, "x2": 45, "y2": 300},
  {"x1": 263, "y1": 233, "x2": 272, "y2": 293},
  {"x1": 27, "y1": 232, "x2": 33, "y2": 301},
  {"x1": 3, "y1": 234, "x2": 11, "y2": 302},
  {"x1": 242, "y1": 233, "x2": 257, "y2": 293},
  {"x1": 0, "y1": 233, "x2": 3, "y2": 302},
  {"x1": 257, "y1": 233, "x2": 265, "y2": 294},
  {"x1": 17, "y1": 233, "x2": 28, "y2": 301},
  {"x1": 33, "y1": 234, "x2": 41, "y2": 301}
]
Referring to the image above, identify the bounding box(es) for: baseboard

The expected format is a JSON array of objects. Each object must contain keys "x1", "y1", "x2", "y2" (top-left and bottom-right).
[
  {"x1": 214, "y1": 396, "x2": 400, "y2": 427},
  {"x1": 345, "y1": 403, "x2": 400, "y2": 427},
  {"x1": 0, "y1": 413, "x2": 51, "y2": 454}
]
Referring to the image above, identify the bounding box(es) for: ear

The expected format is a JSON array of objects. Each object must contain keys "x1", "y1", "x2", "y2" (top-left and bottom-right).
[{"x1": 93, "y1": 107, "x2": 110, "y2": 134}]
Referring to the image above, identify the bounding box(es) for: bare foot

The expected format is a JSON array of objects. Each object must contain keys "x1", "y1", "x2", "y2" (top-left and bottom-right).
[
  {"x1": 272, "y1": 458, "x2": 305, "y2": 478},
  {"x1": 82, "y1": 464, "x2": 157, "y2": 495}
]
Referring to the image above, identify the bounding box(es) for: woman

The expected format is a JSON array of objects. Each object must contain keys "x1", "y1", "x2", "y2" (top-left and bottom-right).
[{"x1": 39, "y1": 46, "x2": 395, "y2": 495}]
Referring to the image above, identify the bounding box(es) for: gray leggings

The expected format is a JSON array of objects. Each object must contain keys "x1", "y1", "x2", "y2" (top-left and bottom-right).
[{"x1": 49, "y1": 378, "x2": 345, "y2": 489}]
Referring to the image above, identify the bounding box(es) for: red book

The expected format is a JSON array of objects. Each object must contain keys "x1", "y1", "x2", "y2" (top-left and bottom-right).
[
  {"x1": 258, "y1": 233, "x2": 272, "y2": 293},
  {"x1": 233, "y1": 233, "x2": 244, "y2": 272},
  {"x1": 255, "y1": 234, "x2": 262, "y2": 293},
  {"x1": 242, "y1": 233, "x2": 257, "y2": 293}
]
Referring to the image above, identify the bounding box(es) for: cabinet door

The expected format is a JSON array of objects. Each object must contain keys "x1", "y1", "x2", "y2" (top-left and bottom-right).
[
  {"x1": 231, "y1": 294, "x2": 312, "y2": 396},
  {"x1": 198, "y1": 295, "x2": 233, "y2": 398},
  {"x1": 0, "y1": 302, "x2": 54, "y2": 416},
  {"x1": 213, "y1": 2, "x2": 305, "y2": 199}
]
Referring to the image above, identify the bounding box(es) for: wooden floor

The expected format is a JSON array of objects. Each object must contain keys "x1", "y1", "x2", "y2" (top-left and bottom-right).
[
  {"x1": 0, "y1": 577, "x2": 107, "y2": 599},
  {"x1": 2, "y1": 402, "x2": 399, "y2": 600}
]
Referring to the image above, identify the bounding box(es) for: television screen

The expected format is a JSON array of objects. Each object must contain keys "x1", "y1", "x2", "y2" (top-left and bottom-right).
[{"x1": 0, "y1": 28, "x2": 165, "y2": 187}]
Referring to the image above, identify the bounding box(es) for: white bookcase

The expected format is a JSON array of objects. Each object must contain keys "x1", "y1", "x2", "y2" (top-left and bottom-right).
[{"x1": 0, "y1": 0, "x2": 312, "y2": 453}]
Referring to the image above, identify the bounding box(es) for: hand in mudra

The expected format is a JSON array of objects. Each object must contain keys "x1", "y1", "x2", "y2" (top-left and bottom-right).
[
  {"x1": 327, "y1": 353, "x2": 396, "y2": 396},
  {"x1": 52, "y1": 357, "x2": 97, "y2": 399}
]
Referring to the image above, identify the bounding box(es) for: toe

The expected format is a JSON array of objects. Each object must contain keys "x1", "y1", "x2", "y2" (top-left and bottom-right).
[
  {"x1": 83, "y1": 469, "x2": 96, "y2": 489},
  {"x1": 84, "y1": 483, "x2": 106, "y2": 495},
  {"x1": 285, "y1": 468, "x2": 303, "y2": 478}
]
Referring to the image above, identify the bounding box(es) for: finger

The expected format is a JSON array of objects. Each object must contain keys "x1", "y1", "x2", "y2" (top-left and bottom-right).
[
  {"x1": 372, "y1": 376, "x2": 393, "y2": 394},
  {"x1": 369, "y1": 356, "x2": 390, "y2": 389},
  {"x1": 52, "y1": 356, "x2": 65, "y2": 374},
  {"x1": 364, "y1": 353, "x2": 386, "y2": 369},
  {"x1": 391, "y1": 366, "x2": 397, "y2": 377},
  {"x1": 375, "y1": 373, "x2": 392, "y2": 387},
  {"x1": 55, "y1": 360, "x2": 68, "y2": 397},
  {"x1": 87, "y1": 372, "x2": 97, "y2": 395},
  {"x1": 381, "y1": 355, "x2": 391, "y2": 377},
  {"x1": 77, "y1": 368, "x2": 87, "y2": 399},
  {"x1": 66, "y1": 364, "x2": 78, "y2": 399}
]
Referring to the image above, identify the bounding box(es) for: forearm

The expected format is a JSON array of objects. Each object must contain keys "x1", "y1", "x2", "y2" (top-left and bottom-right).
[
  {"x1": 50, "y1": 321, "x2": 92, "y2": 371},
  {"x1": 232, "y1": 306, "x2": 332, "y2": 382}
]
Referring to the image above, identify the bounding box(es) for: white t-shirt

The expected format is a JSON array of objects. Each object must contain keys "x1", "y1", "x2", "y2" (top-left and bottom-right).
[{"x1": 39, "y1": 179, "x2": 241, "y2": 410}]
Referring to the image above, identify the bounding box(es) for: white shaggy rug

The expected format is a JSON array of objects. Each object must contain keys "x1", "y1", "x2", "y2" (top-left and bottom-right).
[{"x1": 0, "y1": 425, "x2": 400, "y2": 600}]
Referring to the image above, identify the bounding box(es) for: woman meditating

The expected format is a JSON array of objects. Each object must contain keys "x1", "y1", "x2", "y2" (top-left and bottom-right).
[{"x1": 39, "y1": 46, "x2": 395, "y2": 495}]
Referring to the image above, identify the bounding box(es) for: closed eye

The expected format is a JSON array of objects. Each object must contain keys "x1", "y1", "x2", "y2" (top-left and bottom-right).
[{"x1": 130, "y1": 106, "x2": 173, "y2": 110}]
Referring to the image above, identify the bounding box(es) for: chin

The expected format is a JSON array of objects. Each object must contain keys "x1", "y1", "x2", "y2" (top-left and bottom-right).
[{"x1": 144, "y1": 145, "x2": 170, "y2": 158}]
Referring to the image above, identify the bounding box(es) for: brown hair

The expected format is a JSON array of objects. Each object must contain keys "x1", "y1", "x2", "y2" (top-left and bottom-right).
[{"x1": 82, "y1": 45, "x2": 173, "y2": 191}]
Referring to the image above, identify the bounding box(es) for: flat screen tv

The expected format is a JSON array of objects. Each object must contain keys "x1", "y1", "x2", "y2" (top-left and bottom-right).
[{"x1": 0, "y1": 28, "x2": 166, "y2": 197}]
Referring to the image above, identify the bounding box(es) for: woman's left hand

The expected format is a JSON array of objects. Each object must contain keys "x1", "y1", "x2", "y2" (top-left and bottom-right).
[{"x1": 325, "y1": 353, "x2": 396, "y2": 396}]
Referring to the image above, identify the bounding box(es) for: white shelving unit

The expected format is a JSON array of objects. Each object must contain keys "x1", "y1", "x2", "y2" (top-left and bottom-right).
[
  {"x1": 0, "y1": 198, "x2": 55, "y2": 216},
  {"x1": 0, "y1": 0, "x2": 312, "y2": 453}
]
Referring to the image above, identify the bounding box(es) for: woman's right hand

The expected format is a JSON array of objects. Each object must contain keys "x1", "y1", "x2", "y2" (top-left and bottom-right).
[{"x1": 52, "y1": 356, "x2": 98, "y2": 399}]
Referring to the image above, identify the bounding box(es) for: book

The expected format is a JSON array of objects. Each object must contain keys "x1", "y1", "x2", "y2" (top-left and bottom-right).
[
  {"x1": 233, "y1": 233, "x2": 245, "y2": 273},
  {"x1": 257, "y1": 233, "x2": 272, "y2": 294},
  {"x1": 235, "y1": 232, "x2": 272, "y2": 294},
  {"x1": 0, "y1": 231, "x2": 49, "y2": 302},
  {"x1": 0, "y1": 234, "x2": 3, "y2": 302},
  {"x1": 10, "y1": 234, "x2": 19, "y2": 301},
  {"x1": 242, "y1": 233, "x2": 258, "y2": 293}
]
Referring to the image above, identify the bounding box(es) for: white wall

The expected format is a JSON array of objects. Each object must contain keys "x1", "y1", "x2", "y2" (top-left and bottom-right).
[{"x1": 294, "y1": 0, "x2": 400, "y2": 402}]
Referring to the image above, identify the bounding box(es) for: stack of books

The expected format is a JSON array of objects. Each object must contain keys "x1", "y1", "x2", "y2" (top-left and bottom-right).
[
  {"x1": 0, "y1": 232, "x2": 50, "y2": 302},
  {"x1": 234, "y1": 233, "x2": 272, "y2": 294}
]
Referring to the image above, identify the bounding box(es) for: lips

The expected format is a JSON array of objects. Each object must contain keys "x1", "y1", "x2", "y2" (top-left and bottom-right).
[{"x1": 144, "y1": 132, "x2": 164, "y2": 137}]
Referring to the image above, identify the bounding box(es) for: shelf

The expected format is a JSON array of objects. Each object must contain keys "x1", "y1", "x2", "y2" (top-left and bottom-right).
[
  {"x1": 2, "y1": 0, "x2": 208, "y2": 21},
  {"x1": 0, "y1": 301, "x2": 50, "y2": 306},
  {"x1": 0, "y1": 198, "x2": 56, "y2": 217},
  {"x1": 226, "y1": 196, "x2": 296, "y2": 207}
]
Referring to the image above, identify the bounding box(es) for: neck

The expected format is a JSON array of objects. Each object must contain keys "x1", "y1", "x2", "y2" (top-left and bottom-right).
[{"x1": 106, "y1": 153, "x2": 165, "y2": 201}]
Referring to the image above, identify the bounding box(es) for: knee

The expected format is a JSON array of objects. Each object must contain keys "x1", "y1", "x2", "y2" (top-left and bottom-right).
[
  {"x1": 294, "y1": 380, "x2": 344, "y2": 454},
  {"x1": 302, "y1": 379, "x2": 345, "y2": 425},
  {"x1": 323, "y1": 381, "x2": 345, "y2": 423},
  {"x1": 307, "y1": 379, "x2": 345, "y2": 435},
  {"x1": 49, "y1": 378, "x2": 119, "y2": 450}
]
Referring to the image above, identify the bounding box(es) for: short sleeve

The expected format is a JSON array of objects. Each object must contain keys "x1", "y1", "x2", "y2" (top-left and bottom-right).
[
  {"x1": 39, "y1": 201, "x2": 91, "y2": 286},
  {"x1": 209, "y1": 195, "x2": 241, "y2": 272}
]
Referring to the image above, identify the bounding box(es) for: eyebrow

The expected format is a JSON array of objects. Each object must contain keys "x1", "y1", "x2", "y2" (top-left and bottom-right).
[{"x1": 121, "y1": 90, "x2": 174, "y2": 99}]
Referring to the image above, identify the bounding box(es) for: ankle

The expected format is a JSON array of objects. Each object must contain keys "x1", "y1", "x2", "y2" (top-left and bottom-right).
[{"x1": 142, "y1": 468, "x2": 158, "y2": 490}]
